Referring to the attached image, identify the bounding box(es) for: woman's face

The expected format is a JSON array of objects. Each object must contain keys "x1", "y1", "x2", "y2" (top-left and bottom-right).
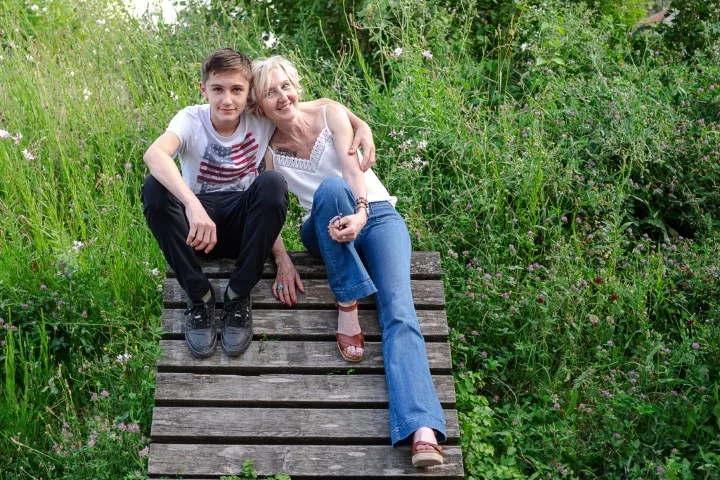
[{"x1": 257, "y1": 68, "x2": 299, "y2": 121}]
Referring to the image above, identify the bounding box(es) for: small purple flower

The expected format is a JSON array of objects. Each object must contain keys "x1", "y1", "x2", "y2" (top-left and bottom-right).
[
  {"x1": 138, "y1": 446, "x2": 149, "y2": 457},
  {"x1": 613, "y1": 433, "x2": 621, "y2": 439},
  {"x1": 656, "y1": 466, "x2": 665, "y2": 473},
  {"x1": 553, "y1": 402, "x2": 560, "y2": 409},
  {"x1": 101, "y1": 390, "x2": 109, "y2": 397},
  {"x1": 471, "y1": 330, "x2": 479, "y2": 336},
  {"x1": 692, "y1": 342, "x2": 700, "y2": 350},
  {"x1": 458, "y1": 334, "x2": 466, "y2": 342},
  {"x1": 91, "y1": 392, "x2": 98, "y2": 401},
  {"x1": 509, "y1": 244, "x2": 515, "y2": 252},
  {"x1": 561, "y1": 216, "x2": 568, "y2": 222},
  {"x1": 495, "y1": 272, "x2": 503, "y2": 279},
  {"x1": 414, "y1": 231, "x2": 420, "y2": 239},
  {"x1": 21, "y1": 303, "x2": 29, "y2": 309},
  {"x1": 670, "y1": 390, "x2": 678, "y2": 397},
  {"x1": 40, "y1": 284, "x2": 47, "y2": 291},
  {"x1": 527, "y1": 230, "x2": 534, "y2": 237},
  {"x1": 575, "y1": 217, "x2": 582, "y2": 224},
  {"x1": 639, "y1": 393, "x2": 647, "y2": 400},
  {"x1": 602, "y1": 390, "x2": 613, "y2": 398},
  {"x1": 481, "y1": 351, "x2": 488, "y2": 358},
  {"x1": 57, "y1": 300, "x2": 64, "y2": 307}
]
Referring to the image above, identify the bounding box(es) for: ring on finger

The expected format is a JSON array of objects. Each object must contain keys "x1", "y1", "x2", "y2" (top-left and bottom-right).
[{"x1": 277, "y1": 284, "x2": 284, "y2": 291}]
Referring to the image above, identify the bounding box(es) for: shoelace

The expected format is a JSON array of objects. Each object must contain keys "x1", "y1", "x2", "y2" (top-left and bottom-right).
[
  {"x1": 185, "y1": 303, "x2": 210, "y2": 328},
  {"x1": 226, "y1": 298, "x2": 250, "y2": 327}
]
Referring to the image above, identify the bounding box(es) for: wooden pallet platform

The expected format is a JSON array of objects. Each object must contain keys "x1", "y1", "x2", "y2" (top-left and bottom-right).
[{"x1": 149, "y1": 252, "x2": 464, "y2": 479}]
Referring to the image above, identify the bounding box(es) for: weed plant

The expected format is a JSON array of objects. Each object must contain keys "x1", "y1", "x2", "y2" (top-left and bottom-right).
[{"x1": 1, "y1": 0, "x2": 719, "y2": 478}]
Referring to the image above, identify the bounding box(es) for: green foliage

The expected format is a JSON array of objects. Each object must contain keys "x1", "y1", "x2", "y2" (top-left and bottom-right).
[
  {"x1": 1, "y1": 0, "x2": 720, "y2": 478},
  {"x1": 220, "y1": 459, "x2": 291, "y2": 480},
  {"x1": 660, "y1": 0, "x2": 720, "y2": 55}
]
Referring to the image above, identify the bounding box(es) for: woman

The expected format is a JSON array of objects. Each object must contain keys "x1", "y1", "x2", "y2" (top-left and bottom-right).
[{"x1": 252, "y1": 56, "x2": 446, "y2": 467}]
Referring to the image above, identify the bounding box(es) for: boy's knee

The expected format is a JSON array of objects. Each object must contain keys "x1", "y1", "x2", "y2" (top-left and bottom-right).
[
  {"x1": 141, "y1": 175, "x2": 171, "y2": 213},
  {"x1": 253, "y1": 171, "x2": 288, "y2": 207}
]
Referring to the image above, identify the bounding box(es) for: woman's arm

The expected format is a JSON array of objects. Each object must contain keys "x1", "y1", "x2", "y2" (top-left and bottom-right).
[
  {"x1": 324, "y1": 104, "x2": 369, "y2": 243},
  {"x1": 305, "y1": 98, "x2": 375, "y2": 171}
]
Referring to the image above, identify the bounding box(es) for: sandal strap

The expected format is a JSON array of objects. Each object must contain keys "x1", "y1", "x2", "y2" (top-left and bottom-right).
[
  {"x1": 412, "y1": 441, "x2": 443, "y2": 456},
  {"x1": 336, "y1": 332, "x2": 364, "y2": 348},
  {"x1": 335, "y1": 299, "x2": 359, "y2": 312}
]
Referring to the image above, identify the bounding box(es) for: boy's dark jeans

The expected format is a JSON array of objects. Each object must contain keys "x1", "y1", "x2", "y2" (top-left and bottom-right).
[{"x1": 142, "y1": 172, "x2": 289, "y2": 303}]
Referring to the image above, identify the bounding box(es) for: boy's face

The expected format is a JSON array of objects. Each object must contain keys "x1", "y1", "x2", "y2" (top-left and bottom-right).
[{"x1": 200, "y1": 70, "x2": 250, "y2": 130}]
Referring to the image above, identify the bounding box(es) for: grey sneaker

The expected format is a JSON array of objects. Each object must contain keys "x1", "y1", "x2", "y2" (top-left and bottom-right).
[
  {"x1": 220, "y1": 290, "x2": 252, "y2": 356},
  {"x1": 184, "y1": 290, "x2": 217, "y2": 358}
]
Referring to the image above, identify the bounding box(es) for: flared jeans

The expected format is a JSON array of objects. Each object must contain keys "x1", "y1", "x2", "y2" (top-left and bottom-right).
[{"x1": 300, "y1": 177, "x2": 446, "y2": 445}]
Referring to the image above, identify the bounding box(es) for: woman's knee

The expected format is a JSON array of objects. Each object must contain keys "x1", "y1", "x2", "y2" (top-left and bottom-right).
[{"x1": 314, "y1": 177, "x2": 351, "y2": 204}]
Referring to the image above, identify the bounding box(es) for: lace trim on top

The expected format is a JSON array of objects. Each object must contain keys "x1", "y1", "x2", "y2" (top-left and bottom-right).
[{"x1": 272, "y1": 127, "x2": 333, "y2": 173}]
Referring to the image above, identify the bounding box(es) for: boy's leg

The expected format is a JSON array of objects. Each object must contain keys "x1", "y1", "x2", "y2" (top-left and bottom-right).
[
  {"x1": 141, "y1": 175, "x2": 217, "y2": 357},
  {"x1": 214, "y1": 171, "x2": 289, "y2": 356},
  {"x1": 141, "y1": 175, "x2": 214, "y2": 301}
]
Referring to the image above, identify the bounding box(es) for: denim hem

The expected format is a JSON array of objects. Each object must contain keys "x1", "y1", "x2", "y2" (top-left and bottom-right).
[
  {"x1": 332, "y1": 278, "x2": 377, "y2": 303},
  {"x1": 390, "y1": 415, "x2": 447, "y2": 446}
]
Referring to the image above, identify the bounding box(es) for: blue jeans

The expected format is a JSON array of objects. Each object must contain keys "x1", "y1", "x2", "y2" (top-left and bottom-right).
[{"x1": 301, "y1": 177, "x2": 447, "y2": 445}]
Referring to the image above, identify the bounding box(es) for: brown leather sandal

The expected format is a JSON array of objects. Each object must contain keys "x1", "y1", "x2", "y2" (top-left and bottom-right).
[
  {"x1": 412, "y1": 441, "x2": 443, "y2": 468},
  {"x1": 335, "y1": 300, "x2": 364, "y2": 363}
]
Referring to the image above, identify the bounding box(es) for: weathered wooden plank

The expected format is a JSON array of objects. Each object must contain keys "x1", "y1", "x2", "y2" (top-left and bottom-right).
[
  {"x1": 151, "y1": 407, "x2": 459, "y2": 443},
  {"x1": 154, "y1": 373, "x2": 456, "y2": 408},
  {"x1": 157, "y1": 340, "x2": 452, "y2": 374},
  {"x1": 167, "y1": 251, "x2": 442, "y2": 279},
  {"x1": 163, "y1": 278, "x2": 446, "y2": 309},
  {"x1": 161, "y1": 309, "x2": 449, "y2": 340},
  {"x1": 148, "y1": 444, "x2": 464, "y2": 479}
]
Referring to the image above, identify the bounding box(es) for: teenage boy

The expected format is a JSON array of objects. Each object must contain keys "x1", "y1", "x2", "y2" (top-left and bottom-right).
[{"x1": 142, "y1": 48, "x2": 375, "y2": 358}]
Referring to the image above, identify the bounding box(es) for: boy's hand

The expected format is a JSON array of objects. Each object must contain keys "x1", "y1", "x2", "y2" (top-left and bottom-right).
[
  {"x1": 185, "y1": 202, "x2": 217, "y2": 254},
  {"x1": 349, "y1": 123, "x2": 376, "y2": 172}
]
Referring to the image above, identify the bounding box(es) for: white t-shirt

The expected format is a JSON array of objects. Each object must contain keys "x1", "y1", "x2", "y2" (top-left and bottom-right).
[
  {"x1": 270, "y1": 106, "x2": 396, "y2": 222},
  {"x1": 167, "y1": 104, "x2": 274, "y2": 194}
]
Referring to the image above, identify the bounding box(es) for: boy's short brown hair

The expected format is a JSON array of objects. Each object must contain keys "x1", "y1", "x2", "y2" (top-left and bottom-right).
[{"x1": 201, "y1": 48, "x2": 252, "y2": 84}]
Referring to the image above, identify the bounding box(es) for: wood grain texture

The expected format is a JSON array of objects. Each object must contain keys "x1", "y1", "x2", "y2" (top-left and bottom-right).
[
  {"x1": 154, "y1": 373, "x2": 456, "y2": 407},
  {"x1": 167, "y1": 251, "x2": 442, "y2": 279},
  {"x1": 148, "y1": 444, "x2": 464, "y2": 479},
  {"x1": 151, "y1": 407, "x2": 459, "y2": 443},
  {"x1": 157, "y1": 340, "x2": 452, "y2": 374},
  {"x1": 161, "y1": 309, "x2": 449, "y2": 340},
  {"x1": 163, "y1": 278, "x2": 446, "y2": 309}
]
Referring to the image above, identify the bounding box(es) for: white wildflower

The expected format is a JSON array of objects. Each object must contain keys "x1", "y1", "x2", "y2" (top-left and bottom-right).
[
  {"x1": 421, "y1": 50, "x2": 433, "y2": 60},
  {"x1": 22, "y1": 149, "x2": 35, "y2": 160},
  {"x1": 96, "y1": 18, "x2": 106, "y2": 25},
  {"x1": 116, "y1": 353, "x2": 132, "y2": 363},
  {"x1": 83, "y1": 88, "x2": 92, "y2": 101},
  {"x1": 391, "y1": 47, "x2": 403, "y2": 58},
  {"x1": 262, "y1": 31, "x2": 277, "y2": 48},
  {"x1": 169, "y1": 91, "x2": 178, "y2": 101},
  {"x1": 417, "y1": 140, "x2": 428, "y2": 150},
  {"x1": 69, "y1": 70, "x2": 74, "y2": 77},
  {"x1": 0, "y1": 129, "x2": 10, "y2": 139},
  {"x1": 71, "y1": 241, "x2": 85, "y2": 252},
  {"x1": 520, "y1": 43, "x2": 529, "y2": 52},
  {"x1": 150, "y1": 268, "x2": 160, "y2": 277},
  {"x1": 30, "y1": 4, "x2": 39, "y2": 11}
]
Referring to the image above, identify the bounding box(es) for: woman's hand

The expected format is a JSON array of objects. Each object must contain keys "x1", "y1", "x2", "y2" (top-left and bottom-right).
[
  {"x1": 349, "y1": 122, "x2": 376, "y2": 172},
  {"x1": 273, "y1": 255, "x2": 305, "y2": 306},
  {"x1": 328, "y1": 212, "x2": 367, "y2": 243}
]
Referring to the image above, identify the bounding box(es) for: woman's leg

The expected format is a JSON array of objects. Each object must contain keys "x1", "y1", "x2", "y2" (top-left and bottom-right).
[
  {"x1": 300, "y1": 177, "x2": 377, "y2": 358},
  {"x1": 358, "y1": 202, "x2": 446, "y2": 446},
  {"x1": 300, "y1": 177, "x2": 377, "y2": 302}
]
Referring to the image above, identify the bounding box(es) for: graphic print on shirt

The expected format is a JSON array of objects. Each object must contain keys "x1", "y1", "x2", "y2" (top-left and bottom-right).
[{"x1": 197, "y1": 132, "x2": 259, "y2": 193}]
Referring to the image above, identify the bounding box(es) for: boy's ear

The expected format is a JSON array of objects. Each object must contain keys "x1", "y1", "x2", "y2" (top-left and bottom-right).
[{"x1": 199, "y1": 81, "x2": 207, "y2": 98}]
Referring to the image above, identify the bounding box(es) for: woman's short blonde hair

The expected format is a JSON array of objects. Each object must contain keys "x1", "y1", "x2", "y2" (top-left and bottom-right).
[{"x1": 249, "y1": 56, "x2": 303, "y2": 116}]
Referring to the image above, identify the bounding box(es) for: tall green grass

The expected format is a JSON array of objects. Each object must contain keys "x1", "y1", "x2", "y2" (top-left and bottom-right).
[{"x1": 1, "y1": 0, "x2": 719, "y2": 478}]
